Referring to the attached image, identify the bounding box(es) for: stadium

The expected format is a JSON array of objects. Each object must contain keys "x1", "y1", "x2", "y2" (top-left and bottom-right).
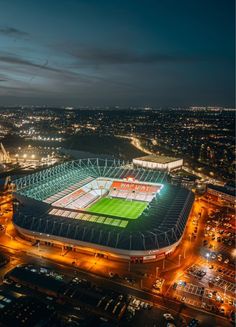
[{"x1": 13, "y1": 158, "x2": 194, "y2": 262}]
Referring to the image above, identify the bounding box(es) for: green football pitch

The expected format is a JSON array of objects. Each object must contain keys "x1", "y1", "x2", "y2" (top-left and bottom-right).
[{"x1": 87, "y1": 197, "x2": 147, "y2": 219}]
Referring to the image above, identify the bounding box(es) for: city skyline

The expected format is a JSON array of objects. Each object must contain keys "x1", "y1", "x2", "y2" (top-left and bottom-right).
[{"x1": 0, "y1": 0, "x2": 235, "y2": 107}]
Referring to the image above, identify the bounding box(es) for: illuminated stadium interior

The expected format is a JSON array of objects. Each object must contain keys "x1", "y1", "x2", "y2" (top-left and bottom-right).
[
  {"x1": 13, "y1": 158, "x2": 194, "y2": 261},
  {"x1": 87, "y1": 197, "x2": 148, "y2": 220}
]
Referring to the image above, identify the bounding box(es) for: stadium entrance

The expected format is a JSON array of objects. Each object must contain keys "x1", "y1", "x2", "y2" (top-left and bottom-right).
[
  {"x1": 130, "y1": 257, "x2": 143, "y2": 264},
  {"x1": 94, "y1": 252, "x2": 108, "y2": 259}
]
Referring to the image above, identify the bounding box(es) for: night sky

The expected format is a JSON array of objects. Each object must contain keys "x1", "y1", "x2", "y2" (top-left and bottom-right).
[{"x1": 0, "y1": 0, "x2": 234, "y2": 107}]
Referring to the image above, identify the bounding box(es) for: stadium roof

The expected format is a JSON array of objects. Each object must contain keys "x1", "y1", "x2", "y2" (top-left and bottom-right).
[
  {"x1": 134, "y1": 155, "x2": 182, "y2": 164},
  {"x1": 13, "y1": 158, "x2": 194, "y2": 252}
]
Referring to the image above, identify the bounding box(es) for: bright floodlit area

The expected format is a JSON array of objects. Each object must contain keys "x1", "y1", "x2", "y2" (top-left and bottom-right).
[{"x1": 86, "y1": 197, "x2": 148, "y2": 219}]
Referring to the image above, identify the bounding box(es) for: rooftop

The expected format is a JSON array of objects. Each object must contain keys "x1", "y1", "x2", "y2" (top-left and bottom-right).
[
  {"x1": 0, "y1": 287, "x2": 54, "y2": 327},
  {"x1": 6, "y1": 266, "x2": 66, "y2": 295},
  {"x1": 134, "y1": 155, "x2": 182, "y2": 164},
  {"x1": 208, "y1": 184, "x2": 235, "y2": 197}
]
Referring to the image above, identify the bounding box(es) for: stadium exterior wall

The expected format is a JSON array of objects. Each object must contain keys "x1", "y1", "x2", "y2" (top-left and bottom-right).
[{"x1": 14, "y1": 224, "x2": 183, "y2": 263}]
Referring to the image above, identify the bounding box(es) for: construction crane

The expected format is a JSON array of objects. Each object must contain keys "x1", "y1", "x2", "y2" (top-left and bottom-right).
[{"x1": 0, "y1": 143, "x2": 11, "y2": 163}]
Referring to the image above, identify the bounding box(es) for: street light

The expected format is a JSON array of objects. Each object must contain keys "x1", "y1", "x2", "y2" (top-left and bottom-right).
[
  {"x1": 156, "y1": 266, "x2": 159, "y2": 278},
  {"x1": 5, "y1": 229, "x2": 13, "y2": 241},
  {"x1": 162, "y1": 258, "x2": 165, "y2": 270},
  {"x1": 183, "y1": 247, "x2": 186, "y2": 259},
  {"x1": 231, "y1": 248, "x2": 236, "y2": 258},
  {"x1": 178, "y1": 254, "x2": 181, "y2": 266},
  {"x1": 223, "y1": 285, "x2": 227, "y2": 300}
]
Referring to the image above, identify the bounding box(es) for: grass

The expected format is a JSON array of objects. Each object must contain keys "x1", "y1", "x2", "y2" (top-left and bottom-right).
[{"x1": 87, "y1": 197, "x2": 147, "y2": 219}]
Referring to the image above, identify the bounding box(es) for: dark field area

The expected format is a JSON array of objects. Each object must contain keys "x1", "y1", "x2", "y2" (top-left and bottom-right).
[
  {"x1": 64, "y1": 134, "x2": 145, "y2": 160},
  {"x1": 2, "y1": 134, "x2": 145, "y2": 161}
]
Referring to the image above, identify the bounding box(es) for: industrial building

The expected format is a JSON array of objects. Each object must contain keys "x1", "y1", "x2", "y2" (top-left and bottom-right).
[{"x1": 133, "y1": 155, "x2": 183, "y2": 172}]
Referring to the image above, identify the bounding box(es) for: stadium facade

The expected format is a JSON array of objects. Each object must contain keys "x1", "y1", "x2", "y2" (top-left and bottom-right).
[{"x1": 13, "y1": 158, "x2": 194, "y2": 263}]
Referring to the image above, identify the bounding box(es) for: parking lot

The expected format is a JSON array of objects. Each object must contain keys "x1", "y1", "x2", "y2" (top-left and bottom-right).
[
  {"x1": 203, "y1": 209, "x2": 235, "y2": 263},
  {"x1": 198, "y1": 258, "x2": 235, "y2": 280},
  {"x1": 185, "y1": 262, "x2": 236, "y2": 296},
  {"x1": 177, "y1": 282, "x2": 205, "y2": 297},
  {"x1": 210, "y1": 277, "x2": 236, "y2": 295},
  {"x1": 171, "y1": 202, "x2": 236, "y2": 321},
  {"x1": 186, "y1": 264, "x2": 207, "y2": 280},
  {"x1": 173, "y1": 279, "x2": 235, "y2": 317}
]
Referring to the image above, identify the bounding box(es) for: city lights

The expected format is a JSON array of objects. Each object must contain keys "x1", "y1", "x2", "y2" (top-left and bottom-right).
[{"x1": 0, "y1": 0, "x2": 234, "y2": 324}]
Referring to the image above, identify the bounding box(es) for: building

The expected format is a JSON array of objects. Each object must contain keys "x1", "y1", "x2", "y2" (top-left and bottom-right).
[
  {"x1": 0, "y1": 288, "x2": 55, "y2": 327},
  {"x1": 6, "y1": 265, "x2": 127, "y2": 321},
  {"x1": 207, "y1": 184, "x2": 235, "y2": 206},
  {"x1": 170, "y1": 174, "x2": 197, "y2": 190},
  {"x1": 13, "y1": 158, "x2": 194, "y2": 263},
  {"x1": 133, "y1": 155, "x2": 183, "y2": 172}
]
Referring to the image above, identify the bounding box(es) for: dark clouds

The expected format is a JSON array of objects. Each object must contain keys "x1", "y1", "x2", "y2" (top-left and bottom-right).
[
  {"x1": 0, "y1": 51, "x2": 132, "y2": 91},
  {"x1": 68, "y1": 47, "x2": 198, "y2": 65},
  {"x1": 0, "y1": 26, "x2": 29, "y2": 37},
  {"x1": 0, "y1": 0, "x2": 234, "y2": 107},
  {"x1": 0, "y1": 53, "x2": 61, "y2": 72}
]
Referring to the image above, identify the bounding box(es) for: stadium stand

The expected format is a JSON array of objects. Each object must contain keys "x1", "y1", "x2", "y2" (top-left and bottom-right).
[
  {"x1": 52, "y1": 189, "x2": 85, "y2": 207},
  {"x1": 48, "y1": 208, "x2": 129, "y2": 228},
  {"x1": 14, "y1": 159, "x2": 166, "y2": 202},
  {"x1": 111, "y1": 181, "x2": 159, "y2": 193},
  {"x1": 83, "y1": 179, "x2": 112, "y2": 192},
  {"x1": 52, "y1": 178, "x2": 113, "y2": 209},
  {"x1": 66, "y1": 191, "x2": 99, "y2": 209},
  {"x1": 44, "y1": 176, "x2": 93, "y2": 204},
  {"x1": 109, "y1": 181, "x2": 160, "y2": 202}
]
